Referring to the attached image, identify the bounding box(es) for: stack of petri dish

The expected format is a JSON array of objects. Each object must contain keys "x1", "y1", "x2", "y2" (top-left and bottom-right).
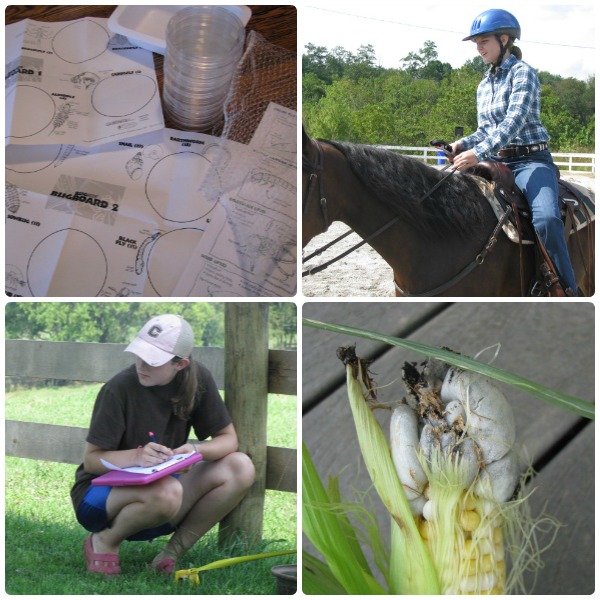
[{"x1": 163, "y1": 5, "x2": 245, "y2": 132}]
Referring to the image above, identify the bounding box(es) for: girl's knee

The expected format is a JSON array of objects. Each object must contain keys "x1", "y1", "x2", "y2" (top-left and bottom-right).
[
  {"x1": 225, "y1": 452, "x2": 255, "y2": 489},
  {"x1": 147, "y1": 477, "x2": 184, "y2": 518}
]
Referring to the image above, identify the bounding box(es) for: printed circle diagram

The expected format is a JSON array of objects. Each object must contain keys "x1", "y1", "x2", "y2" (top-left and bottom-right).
[
  {"x1": 145, "y1": 152, "x2": 221, "y2": 223},
  {"x1": 92, "y1": 74, "x2": 157, "y2": 117},
  {"x1": 5, "y1": 144, "x2": 64, "y2": 173},
  {"x1": 146, "y1": 228, "x2": 205, "y2": 296},
  {"x1": 6, "y1": 85, "x2": 55, "y2": 138},
  {"x1": 51, "y1": 19, "x2": 110, "y2": 63},
  {"x1": 27, "y1": 229, "x2": 108, "y2": 297}
]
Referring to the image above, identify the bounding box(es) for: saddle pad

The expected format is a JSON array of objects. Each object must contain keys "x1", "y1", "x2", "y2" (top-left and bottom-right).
[
  {"x1": 474, "y1": 177, "x2": 595, "y2": 246},
  {"x1": 473, "y1": 178, "x2": 533, "y2": 244},
  {"x1": 563, "y1": 179, "x2": 596, "y2": 232}
]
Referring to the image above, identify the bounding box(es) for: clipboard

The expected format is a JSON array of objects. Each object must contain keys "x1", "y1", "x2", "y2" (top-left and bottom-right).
[{"x1": 91, "y1": 452, "x2": 203, "y2": 486}]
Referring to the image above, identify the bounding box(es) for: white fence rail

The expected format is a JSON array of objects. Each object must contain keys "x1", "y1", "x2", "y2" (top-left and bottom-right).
[{"x1": 376, "y1": 145, "x2": 596, "y2": 173}]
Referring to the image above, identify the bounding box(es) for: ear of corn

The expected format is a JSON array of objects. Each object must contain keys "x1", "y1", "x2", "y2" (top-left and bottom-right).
[
  {"x1": 391, "y1": 358, "x2": 562, "y2": 595},
  {"x1": 303, "y1": 339, "x2": 565, "y2": 595}
]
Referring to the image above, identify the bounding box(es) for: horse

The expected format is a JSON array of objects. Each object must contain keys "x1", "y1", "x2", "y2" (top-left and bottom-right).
[{"x1": 302, "y1": 128, "x2": 594, "y2": 297}]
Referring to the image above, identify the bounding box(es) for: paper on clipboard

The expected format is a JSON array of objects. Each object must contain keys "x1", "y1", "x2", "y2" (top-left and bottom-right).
[{"x1": 100, "y1": 451, "x2": 195, "y2": 474}]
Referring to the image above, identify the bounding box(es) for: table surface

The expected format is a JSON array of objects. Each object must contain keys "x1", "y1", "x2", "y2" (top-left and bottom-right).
[
  {"x1": 5, "y1": 5, "x2": 296, "y2": 131},
  {"x1": 4, "y1": 5, "x2": 296, "y2": 50},
  {"x1": 303, "y1": 301, "x2": 595, "y2": 594}
]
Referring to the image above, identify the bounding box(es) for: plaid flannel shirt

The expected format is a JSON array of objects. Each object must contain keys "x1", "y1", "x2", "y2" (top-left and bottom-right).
[{"x1": 459, "y1": 54, "x2": 550, "y2": 161}]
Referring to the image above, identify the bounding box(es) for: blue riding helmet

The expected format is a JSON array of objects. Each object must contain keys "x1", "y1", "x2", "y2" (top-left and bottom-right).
[{"x1": 463, "y1": 9, "x2": 521, "y2": 41}]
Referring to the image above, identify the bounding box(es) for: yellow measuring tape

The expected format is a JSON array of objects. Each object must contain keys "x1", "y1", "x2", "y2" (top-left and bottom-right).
[{"x1": 174, "y1": 549, "x2": 296, "y2": 585}]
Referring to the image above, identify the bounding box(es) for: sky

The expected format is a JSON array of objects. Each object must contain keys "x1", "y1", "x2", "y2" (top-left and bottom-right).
[{"x1": 299, "y1": 2, "x2": 596, "y2": 81}]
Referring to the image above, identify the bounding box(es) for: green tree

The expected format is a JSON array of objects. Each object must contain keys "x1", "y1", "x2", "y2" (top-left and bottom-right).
[
  {"x1": 345, "y1": 44, "x2": 381, "y2": 81},
  {"x1": 4, "y1": 302, "x2": 225, "y2": 345},
  {"x1": 401, "y1": 41, "x2": 452, "y2": 81},
  {"x1": 302, "y1": 43, "x2": 334, "y2": 83},
  {"x1": 461, "y1": 55, "x2": 487, "y2": 77},
  {"x1": 303, "y1": 78, "x2": 359, "y2": 140},
  {"x1": 302, "y1": 71, "x2": 328, "y2": 104},
  {"x1": 5, "y1": 302, "x2": 296, "y2": 350},
  {"x1": 303, "y1": 41, "x2": 595, "y2": 152}
]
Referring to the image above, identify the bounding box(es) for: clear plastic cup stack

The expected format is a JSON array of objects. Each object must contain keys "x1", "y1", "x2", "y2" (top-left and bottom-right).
[{"x1": 163, "y1": 5, "x2": 245, "y2": 131}]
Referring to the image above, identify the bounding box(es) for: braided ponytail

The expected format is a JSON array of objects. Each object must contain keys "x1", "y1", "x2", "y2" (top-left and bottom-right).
[{"x1": 510, "y1": 44, "x2": 522, "y2": 59}]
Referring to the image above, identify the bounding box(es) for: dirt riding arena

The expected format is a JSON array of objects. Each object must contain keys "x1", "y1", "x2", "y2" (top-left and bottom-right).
[{"x1": 301, "y1": 173, "x2": 595, "y2": 297}]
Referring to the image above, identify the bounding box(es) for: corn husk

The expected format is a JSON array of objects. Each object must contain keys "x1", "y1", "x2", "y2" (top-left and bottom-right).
[{"x1": 343, "y1": 359, "x2": 440, "y2": 594}]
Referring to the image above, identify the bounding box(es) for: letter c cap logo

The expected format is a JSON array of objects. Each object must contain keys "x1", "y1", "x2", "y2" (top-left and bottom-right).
[{"x1": 148, "y1": 325, "x2": 162, "y2": 338}]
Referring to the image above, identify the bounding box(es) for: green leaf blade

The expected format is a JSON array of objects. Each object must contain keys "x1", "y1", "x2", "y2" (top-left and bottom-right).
[
  {"x1": 302, "y1": 318, "x2": 594, "y2": 420},
  {"x1": 302, "y1": 443, "x2": 388, "y2": 595}
]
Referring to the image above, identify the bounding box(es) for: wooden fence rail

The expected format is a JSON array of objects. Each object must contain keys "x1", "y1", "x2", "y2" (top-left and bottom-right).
[
  {"x1": 376, "y1": 145, "x2": 596, "y2": 173},
  {"x1": 5, "y1": 322, "x2": 297, "y2": 544}
]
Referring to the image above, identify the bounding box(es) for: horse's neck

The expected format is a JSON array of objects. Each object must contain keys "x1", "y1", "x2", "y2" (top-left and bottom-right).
[{"x1": 339, "y1": 193, "x2": 501, "y2": 294}]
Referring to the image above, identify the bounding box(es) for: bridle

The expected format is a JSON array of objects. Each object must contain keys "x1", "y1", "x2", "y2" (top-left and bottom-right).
[
  {"x1": 302, "y1": 139, "x2": 329, "y2": 229},
  {"x1": 302, "y1": 139, "x2": 354, "y2": 276}
]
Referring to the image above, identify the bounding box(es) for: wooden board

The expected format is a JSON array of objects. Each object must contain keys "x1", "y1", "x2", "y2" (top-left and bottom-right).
[
  {"x1": 521, "y1": 423, "x2": 594, "y2": 594},
  {"x1": 5, "y1": 340, "x2": 295, "y2": 395},
  {"x1": 302, "y1": 302, "x2": 450, "y2": 410},
  {"x1": 5, "y1": 421, "x2": 296, "y2": 493},
  {"x1": 302, "y1": 301, "x2": 594, "y2": 594}
]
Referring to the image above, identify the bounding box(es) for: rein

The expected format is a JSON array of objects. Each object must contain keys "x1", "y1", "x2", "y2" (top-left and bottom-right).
[
  {"x1": 301, "y1": 139, "x2": 458, "y2": 277},
  {"x1": 394, "y1": 205, "x2": 512, "y2": 296}
]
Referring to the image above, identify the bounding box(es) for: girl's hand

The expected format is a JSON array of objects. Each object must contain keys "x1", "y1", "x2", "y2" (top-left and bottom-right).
[
  {"x1": 137, "y1": 442, "x2": 173, "y2": 467},
  {"x1": 452, "y1": 149, "x2": 479, "y2": 171},
  {"x1": 449, "y1": 142, "x2": 463, "y2": 157},
  {"x1": 170, "y1": 443, "x2": 200, "y2": 474},
  {"x1": 172, "y1": 442, "x2": 198, "y2": 455}
]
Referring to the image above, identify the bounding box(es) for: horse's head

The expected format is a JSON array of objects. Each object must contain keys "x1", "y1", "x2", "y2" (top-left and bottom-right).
[{"x1": 302, "y1": 126, "x2": 329, "y2": 246}]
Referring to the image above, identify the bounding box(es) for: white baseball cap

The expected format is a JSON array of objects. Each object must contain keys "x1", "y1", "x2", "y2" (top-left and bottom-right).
[{"x1": 125, "y1": 314, "x2": 194, "y2": 366}]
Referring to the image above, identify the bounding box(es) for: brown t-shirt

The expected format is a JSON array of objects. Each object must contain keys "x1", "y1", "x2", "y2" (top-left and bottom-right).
[{"x1": 70, "y1": 360, "x2": 231, "y2": 511}]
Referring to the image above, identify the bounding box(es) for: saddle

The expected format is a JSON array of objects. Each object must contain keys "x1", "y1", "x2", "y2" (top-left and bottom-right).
[{"x1": 467, "y1": 161, "x2": 595, "y2": 295}]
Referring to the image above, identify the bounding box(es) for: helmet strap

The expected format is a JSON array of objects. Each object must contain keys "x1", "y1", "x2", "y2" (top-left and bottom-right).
[{"x1": 493, "y1": 34, "x2": 510, "y2": 71}]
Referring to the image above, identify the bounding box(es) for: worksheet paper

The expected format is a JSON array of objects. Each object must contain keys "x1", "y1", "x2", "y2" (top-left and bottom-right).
[
  {"x1": 6, "y1": 104, "x2": 297, "y2": 297},
  {"x1": 5, "y1": 17, "x2": 164, "y2": 147},
  {"x1": 101, "y1": 452, "x2": 195, "y2": 474}
]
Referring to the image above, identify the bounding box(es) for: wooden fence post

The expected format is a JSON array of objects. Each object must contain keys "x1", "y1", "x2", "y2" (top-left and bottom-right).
[{"x1": 220, "y1": 303, "x2": 269, "y2": 546}]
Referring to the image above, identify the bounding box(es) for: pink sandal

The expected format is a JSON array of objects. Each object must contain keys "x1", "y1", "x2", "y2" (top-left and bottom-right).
[
  {"x1": 84, "y1": 534, "x2": 121, "y2": 576},
  {"x1": 152, "y1": 557, "x2": 176, "y2": 575}
]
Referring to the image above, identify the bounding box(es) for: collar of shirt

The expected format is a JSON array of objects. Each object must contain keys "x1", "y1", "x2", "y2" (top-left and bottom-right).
[{"x1": 485, "y1": 53, "x2": 518, "y2": 80}]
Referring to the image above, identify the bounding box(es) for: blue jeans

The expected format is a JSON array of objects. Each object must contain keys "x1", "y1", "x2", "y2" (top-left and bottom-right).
[{"x1": 495, "y1": 150, "x2": 577, "y2": 291}]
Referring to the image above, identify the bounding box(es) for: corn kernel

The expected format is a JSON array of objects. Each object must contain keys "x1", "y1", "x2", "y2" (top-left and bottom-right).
[
  {"x1": 418, "y1": 517, "x2": 432, "y2": 540},
  {"x1": 460, "y1": 510, "x2": 481, "y2": 532},
  {"x1": 467, "y1": 553, "x2": 495, "y2": 575}
]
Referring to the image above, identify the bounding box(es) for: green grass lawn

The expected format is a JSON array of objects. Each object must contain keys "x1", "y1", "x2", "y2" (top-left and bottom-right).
[{"x1": 5, "y1": 384, "x2": 297, "y2": 594}]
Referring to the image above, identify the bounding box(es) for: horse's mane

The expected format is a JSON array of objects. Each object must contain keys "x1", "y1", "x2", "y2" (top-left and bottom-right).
[{"x1": 321, "y1": 139, "x2": 488, "y2": 238}]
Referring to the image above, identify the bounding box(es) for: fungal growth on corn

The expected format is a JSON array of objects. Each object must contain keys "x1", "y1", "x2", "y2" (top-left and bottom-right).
[
  {"x1": 336, "y1": 345, "x2": 558, "y2": 596},
  {"x1": 393, "y1": 357, "x2": 523, "y2": 594}
]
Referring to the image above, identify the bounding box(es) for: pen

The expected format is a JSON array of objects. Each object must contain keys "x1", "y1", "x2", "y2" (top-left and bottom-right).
[{"x1": 149, "y1": 431, "x2": 171, "y2": 458}]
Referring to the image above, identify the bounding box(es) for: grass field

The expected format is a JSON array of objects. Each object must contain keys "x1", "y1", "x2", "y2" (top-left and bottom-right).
[{"x1": 5, "y1": 383, "x2": 297, "y2": 594}]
